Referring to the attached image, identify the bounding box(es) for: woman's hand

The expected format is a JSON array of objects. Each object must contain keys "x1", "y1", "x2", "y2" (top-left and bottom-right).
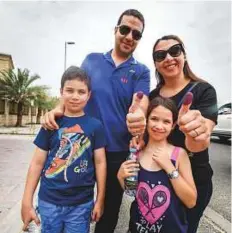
[{"x1": 178, "y1": 109, "x2": 209, "y2": 141}]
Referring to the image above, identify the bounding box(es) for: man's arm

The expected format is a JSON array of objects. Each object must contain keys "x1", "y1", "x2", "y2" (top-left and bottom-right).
[{"x1": 21, "y1": 147, "x2": 48, "y2": 230}]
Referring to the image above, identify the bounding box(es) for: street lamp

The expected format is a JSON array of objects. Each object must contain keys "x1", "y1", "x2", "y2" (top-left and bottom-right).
[{"x1": 64, "y1": 41, "x2": 75, "y2": 71}]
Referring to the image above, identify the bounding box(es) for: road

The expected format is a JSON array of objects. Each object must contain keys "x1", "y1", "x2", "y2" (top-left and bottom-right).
[{"x1": 0, "y1": 135, "x2": 230, "y2": 232}]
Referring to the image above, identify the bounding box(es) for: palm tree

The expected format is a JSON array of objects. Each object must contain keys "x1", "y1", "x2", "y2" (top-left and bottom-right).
[{"x1": 0, "y1": 68, "x2": 49, "y2": 126}]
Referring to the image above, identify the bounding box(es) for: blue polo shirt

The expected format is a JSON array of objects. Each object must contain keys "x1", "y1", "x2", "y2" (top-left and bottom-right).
[{"x1": 81, "y1": 50, "x2": 150, "y2": 152}]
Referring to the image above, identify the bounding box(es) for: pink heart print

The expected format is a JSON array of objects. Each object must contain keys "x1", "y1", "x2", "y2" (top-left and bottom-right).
[{"x1": 136, "y1": 182, "x2": 171, "y2": 224}]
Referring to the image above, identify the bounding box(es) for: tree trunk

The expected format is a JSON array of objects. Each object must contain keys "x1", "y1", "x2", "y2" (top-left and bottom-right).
[
  {"x1": 15, "y1": 102, "x2": 23, "y2": 127},
  {"x1": 36, "y1": 108, "x2": 42, "y2": 124}
]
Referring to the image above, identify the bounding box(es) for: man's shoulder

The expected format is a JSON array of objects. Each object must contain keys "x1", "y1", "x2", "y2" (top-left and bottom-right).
[
  {"x1": 133, "y1": 58, "x2": 150, "y2": 72},
  {"x1": 84, "y1": 52, "x2": 104, "y2": 60}
]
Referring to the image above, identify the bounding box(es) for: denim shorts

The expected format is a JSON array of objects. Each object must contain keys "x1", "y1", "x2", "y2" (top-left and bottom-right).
[{"x1": 38, "y1": 198, "x2": 93, "y2": 233}]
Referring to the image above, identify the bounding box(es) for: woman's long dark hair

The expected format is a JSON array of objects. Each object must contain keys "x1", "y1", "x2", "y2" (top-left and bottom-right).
[{"x1": 153, "y1": 35, "x2": 205, "y2": 89}]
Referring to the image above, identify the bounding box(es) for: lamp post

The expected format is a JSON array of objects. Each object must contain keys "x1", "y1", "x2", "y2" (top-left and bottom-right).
[{"x1": 64, "y1": 41, "x2": 75, "y2": 71}]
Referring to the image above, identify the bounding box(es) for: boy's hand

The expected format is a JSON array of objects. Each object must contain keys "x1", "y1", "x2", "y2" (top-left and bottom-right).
[
  {"x1": 21, "y1": 205, "x2": 40, "y2": 231},
  {"x1": 91, "y1": 201, "x2": 104, "y2": 222}
]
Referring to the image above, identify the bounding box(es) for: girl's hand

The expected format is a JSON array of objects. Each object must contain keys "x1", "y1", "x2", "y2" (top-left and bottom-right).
[
  {"x1": 117, "y1": 160, "x2": 140, "y2": 180},
  {"x1": 152, "y1": 147, "x2": 175, "y2": 173},
  {"x1": 130, "y1": 137, "x2": 145, "y2": 151}
]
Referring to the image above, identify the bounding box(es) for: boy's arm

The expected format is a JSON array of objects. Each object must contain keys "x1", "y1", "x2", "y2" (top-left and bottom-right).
[
  {"x1": 21, "y1": 147, "x2": 48, "y2": 230},
  {"x1": 94, "y1": 147, "x2": 106, "y2": 205},
  {"x1": 92, "y1": 147, "x2": 106, "y2": 222}
]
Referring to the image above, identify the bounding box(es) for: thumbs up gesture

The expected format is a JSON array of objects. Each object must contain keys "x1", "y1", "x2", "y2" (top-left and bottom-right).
[
  {"x1": 126, "y1": 91, "x2": 147, "y2": 137},
  {"x1": 178, "y1": 92, "x2": 207, "y2": 140}
]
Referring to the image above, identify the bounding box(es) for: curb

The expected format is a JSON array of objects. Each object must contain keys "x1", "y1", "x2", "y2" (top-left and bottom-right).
[{"x1": 204, "y1": 207, "x2": 231, "y2": 233}]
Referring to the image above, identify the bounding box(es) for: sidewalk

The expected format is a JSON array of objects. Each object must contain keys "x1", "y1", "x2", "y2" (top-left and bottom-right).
[
  {"x1": 0, "y1": 130, "x2": 230, "y2": 233},
  {"x1": 0, "y1": 124, "x2": 40, "y2": 135}
]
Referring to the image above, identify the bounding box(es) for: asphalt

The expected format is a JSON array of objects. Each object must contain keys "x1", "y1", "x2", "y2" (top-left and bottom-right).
[{"x1": 0, "y1": 126, "x2": 230, "y2": 233}]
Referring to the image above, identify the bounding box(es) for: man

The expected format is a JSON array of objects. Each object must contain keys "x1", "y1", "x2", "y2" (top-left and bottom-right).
[{"x1": 43, "y1": 9, "x2": 150, "y2": 233}]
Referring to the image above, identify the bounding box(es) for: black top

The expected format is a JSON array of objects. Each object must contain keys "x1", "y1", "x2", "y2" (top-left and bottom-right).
[{"x1": 149, "y1": 82, "x2": 218, "y2": 185}]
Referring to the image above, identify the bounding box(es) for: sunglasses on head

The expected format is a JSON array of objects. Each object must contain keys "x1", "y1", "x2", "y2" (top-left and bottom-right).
[
  {"x1": 116, "y1": 25, "x2": 142, "y2": 41},
  {"x1": 153, "y1": 44, "x2": 184, "y2": 62}
]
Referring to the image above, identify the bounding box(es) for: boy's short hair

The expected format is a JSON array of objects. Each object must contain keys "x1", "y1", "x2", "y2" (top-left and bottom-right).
[{"x1": 61, "y1": 66, "x2": 91, "y2": 91}]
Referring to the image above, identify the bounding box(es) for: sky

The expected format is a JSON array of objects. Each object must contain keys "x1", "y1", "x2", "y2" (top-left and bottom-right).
[{"x1": 0, "y1": 0, "x2": 231, "y2": 106}]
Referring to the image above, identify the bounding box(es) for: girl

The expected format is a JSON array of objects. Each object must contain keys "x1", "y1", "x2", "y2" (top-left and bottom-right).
[{"x1": 118, "y1": 96, "x2": 197, "y2": 233}]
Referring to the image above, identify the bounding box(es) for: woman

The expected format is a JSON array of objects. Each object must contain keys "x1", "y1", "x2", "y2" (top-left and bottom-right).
[{"x1": 127, "y1": 35, "x2": 218, "y2": 233}]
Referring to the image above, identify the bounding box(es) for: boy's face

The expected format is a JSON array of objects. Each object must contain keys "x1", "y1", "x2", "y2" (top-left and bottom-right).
[{"x1": 60, "y1": 79, "x2": 90, "y2": 115}]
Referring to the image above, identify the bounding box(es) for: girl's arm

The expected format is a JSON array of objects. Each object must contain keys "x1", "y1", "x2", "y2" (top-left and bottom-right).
[
  {"x1": 167, "y1": 148, "x2": 197, "y2": 208},
  {"x1": 117, "y1": 160, "x2": 140, "y2": 190},
  {"x1": 21, "y1": 147, "x2": 48, "y2": 230}
]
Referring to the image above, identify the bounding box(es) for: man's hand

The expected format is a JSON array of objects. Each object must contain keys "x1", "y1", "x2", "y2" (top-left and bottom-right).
[
  {"x1": 91, "y1": 201, "x2": 104, "y2": 222},
  {"x1": 41, "y1": 106, "x2": 64, "y2": 130},
  {"x1": 127, "y1": 92, "x2": 147, "y2": 136},
  {"x1": 21, "y1": 204, "x2": 40, "y2": 231}
]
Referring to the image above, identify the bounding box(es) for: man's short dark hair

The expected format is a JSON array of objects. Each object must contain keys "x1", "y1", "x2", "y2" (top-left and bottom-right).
[
  {"x1": 61, "y1": 66, "x2": 91, "y2": 91},
  {"x1": 117, "y1": 9, "x2": 145, "y2": 32}
]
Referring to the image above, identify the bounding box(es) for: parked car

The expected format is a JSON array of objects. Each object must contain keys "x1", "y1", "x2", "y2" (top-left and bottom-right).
[{"x1": 211, "y1": 103, "x2": 231, "y2": 141}]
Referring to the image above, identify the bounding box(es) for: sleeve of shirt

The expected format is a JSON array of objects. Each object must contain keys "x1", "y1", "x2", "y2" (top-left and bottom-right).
[
  {"x1": 33, "y1": 127, "x2": 51, "y2": 151},
  {"x1": 93, "y1": 121, "x2": 107, "y2": 150},
  {"x1": 134, "y1": 65, "x2": 150, "y2": 96},
  {"x1": 194, "y1": 83, "x2": 218, "y2": 124}
]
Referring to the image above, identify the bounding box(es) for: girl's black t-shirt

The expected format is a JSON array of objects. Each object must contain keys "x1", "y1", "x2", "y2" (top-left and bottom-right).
[{"x1": 149, "y1": 82, "x2": 218, "y2": 185}]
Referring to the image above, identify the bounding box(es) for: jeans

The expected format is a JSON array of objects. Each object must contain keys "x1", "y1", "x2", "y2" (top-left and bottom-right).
[
  {"x1": 38, "y1": 198, "x2": 93, "y2": 233},
  {"x1": 94, "y1": 151, "x2": 128, "y2": 233},
  {"x1": 186, "y1": 179, "x2": 213, "y2": 233}
]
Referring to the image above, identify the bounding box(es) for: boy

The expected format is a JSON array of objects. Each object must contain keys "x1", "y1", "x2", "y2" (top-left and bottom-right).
[{"x1": 21, "y1": 66, "x2": 107, "y2": 233}]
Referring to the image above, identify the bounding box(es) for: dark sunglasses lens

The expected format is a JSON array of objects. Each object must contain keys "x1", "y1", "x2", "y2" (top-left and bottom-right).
[
  {"x1": 119, "y1": 25, "x2": 130, "y2": 36},
  {"x1": 132, "y1": 30, "x2": 142, "y2": 40},
  {"x1": 169, "y1": 44, "x2": 182, "y2": 57},
  {"x1": 153, "y1": 51, "x2": 167, "y2": 62}
]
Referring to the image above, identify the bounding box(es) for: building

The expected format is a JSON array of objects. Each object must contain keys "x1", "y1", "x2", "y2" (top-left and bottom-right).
[{"x1": 0, "y1": 53, "x2": 39, "y2": 126}]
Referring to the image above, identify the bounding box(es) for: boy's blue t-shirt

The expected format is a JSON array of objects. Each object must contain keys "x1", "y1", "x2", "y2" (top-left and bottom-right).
[{"x1": 34, "y1": 115, "x2": 106, "y2": 206}]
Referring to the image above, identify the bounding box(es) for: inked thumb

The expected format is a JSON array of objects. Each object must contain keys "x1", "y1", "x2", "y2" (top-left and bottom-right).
[
  {"x1": 179, "y1": 92, "x2": 193, "y2": 117},
  {"x1": 129, "y1": 91, "x2": 144, "y2": 113}
]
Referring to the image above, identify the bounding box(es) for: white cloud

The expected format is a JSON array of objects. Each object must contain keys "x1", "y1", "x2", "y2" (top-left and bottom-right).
[{"x1": 0, "y1": 1, "x2": 230, "y2": 105}]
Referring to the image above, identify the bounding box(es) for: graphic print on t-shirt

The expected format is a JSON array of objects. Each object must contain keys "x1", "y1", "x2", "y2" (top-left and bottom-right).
[
  {"x1": 45, "y1": 124, "x2": 91, "y2": 182},
  {"x1": 136, "y1": 181, "x2": 170, "y2": 232}
]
